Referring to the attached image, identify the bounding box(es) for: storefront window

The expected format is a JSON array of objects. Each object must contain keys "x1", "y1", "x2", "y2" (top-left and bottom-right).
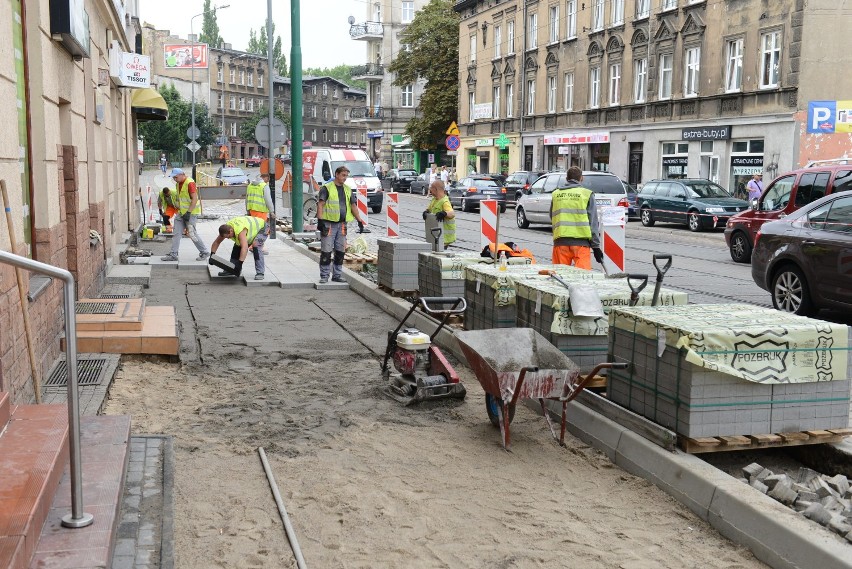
[
  {"x1": 661, "y1": 142, "x2": 688, "y2": 178},
  {"x1": 729, "y1": 138, "x2": 764, "y2": 199},
  {"x1": 590, "y1": 143, "x2": 610, "y2": 171},
  {"x1": 498, "y1": 148, "x2": 510, "y2": 176},
  {"x1": 467, "y1": 149, "x2": 478, "y2": 175}
]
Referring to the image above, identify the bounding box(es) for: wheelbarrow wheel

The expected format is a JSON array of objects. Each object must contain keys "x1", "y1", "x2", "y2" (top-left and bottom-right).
[{"x1": 485, "y1": 393, "x2": 516, "y2": 428}]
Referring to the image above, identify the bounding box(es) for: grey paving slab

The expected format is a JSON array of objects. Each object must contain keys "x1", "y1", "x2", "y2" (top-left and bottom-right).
[
  {"x1": 316, "y1": 281, "x2": 349, "y2": 290},
  {"x1": 242, "y1": 270, "x2": 280, "y2": 286},
  {"x1": 107, "y1": 265, "x2": 152, "y2": 287}
]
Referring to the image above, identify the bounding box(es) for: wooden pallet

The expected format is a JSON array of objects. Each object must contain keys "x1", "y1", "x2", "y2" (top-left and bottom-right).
[
  {"x1": 342, "y1": 253, "x2": 376, "y2": 270},
  {"x1": 378, "y1": 283, "x2": 418, "y2": 298},
  {"x1": 679, "y1": 428, "x2": 852, "y2": 454}
]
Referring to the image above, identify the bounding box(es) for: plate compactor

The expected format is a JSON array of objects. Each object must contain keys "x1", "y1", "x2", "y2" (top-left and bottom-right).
[{"x1": 381, "y1": 297, "x2": 467, "y2": 406}]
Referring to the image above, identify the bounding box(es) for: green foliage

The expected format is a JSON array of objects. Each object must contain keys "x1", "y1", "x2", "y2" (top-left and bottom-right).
[
  {"x1": 247, "y1": 19, "x2": 288, "y2": 76},
  {"x1": 303, "y1": 64, "x2": 365, "y2": 90},
  {"x1": 388, "y1": 0, "x2": 459, "y2": 150},
  {"x1": 239, "y1": 106, "x2": 292, "y2": 148},
  {"x1": 198, "y1": 0, "x2": 223, "y2": 48},
  {"x1": 137, "y1": 84, "x2": 217, "y2": 159}
]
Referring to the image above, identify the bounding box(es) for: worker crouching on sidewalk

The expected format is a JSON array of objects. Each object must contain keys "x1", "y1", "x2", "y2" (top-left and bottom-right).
[
  {"x1": 317, "y1": 166, "x2": 368, "y2": 284},
  {"x1": 158, "y1": 187, "x2": 177, "y2": 231},
  {"x1": 246, "y1": 172, "x2": 274, "y2": 261},
  {"x1": 210, "y1": 216, "x2": 266, "y2": 279},
  {"x1": 550, "y1": 166, "x2": 603, "y2": 269},
  {"x1": 422, "y1": 180, "x2": 456, "y2": 247}
]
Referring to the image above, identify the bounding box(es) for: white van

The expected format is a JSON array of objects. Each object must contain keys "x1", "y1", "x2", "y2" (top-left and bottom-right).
[{"x1": 302, "y1": 148, "x2": 383, "y2": 213}]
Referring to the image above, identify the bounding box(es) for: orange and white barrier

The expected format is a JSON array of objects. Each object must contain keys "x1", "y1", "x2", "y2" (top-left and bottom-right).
[
  {"x1": 357, "y1": 188, "x2": 368, "y2": 227},
  {"x1": 599, "y1": 206, "x2": 626, "y2": 274},
  {"x1": 386, "y1": 192, "x2": 399, "y2": 237},
  {"x1": 480, "y1": 199, "x2": 499, "y2": 251}
]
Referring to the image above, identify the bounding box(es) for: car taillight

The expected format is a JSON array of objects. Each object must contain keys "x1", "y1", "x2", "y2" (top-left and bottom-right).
[
  {"x1": 754, "y1": 230, "x2": 762, "y2": 248},
  {"x1": 468, "y1": 187, "x2": 477, "y2": 193},
  {"x1": 524, "y1": 183, "x2": 530, "y2": 189},
  {"x1": 617, "y1": 197, "x2": 629, "y2": 208},
  {"x1": 501, "y1": 187, "x2": 507, "y2": 193}
]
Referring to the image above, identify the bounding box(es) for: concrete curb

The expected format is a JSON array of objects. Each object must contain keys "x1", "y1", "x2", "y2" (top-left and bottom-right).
[{"x1": 284, "y1": 238, "x2": 852, "y2": 569}]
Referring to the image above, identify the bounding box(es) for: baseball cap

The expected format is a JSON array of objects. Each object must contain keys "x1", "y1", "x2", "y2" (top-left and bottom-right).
[{"x1": 170, "y1": 168, "x2": 185, "y2": 177}]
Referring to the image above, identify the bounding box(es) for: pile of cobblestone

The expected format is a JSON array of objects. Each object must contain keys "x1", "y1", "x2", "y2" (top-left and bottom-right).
[{"x1": 741, "y1": 462, "x2": 852, "y2": 543}]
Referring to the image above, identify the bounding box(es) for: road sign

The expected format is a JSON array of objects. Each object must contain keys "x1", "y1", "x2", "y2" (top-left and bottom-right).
[
  {"x1": 495, "y1": 133, "x2": 511, "y2": 148},
  {"x1": 186, "y1": 126, "x2": 200, "y2": 139},
  {"x1": 445, "y1": 135, "x2": 461, "y2": 151},
  {"x1": 185, "y1": 140, "x2": 201, "y2": 153},
  {"x1": 446, "y1": 121, "x2": 460, "y2": 136},
  {"x1": 260, "y1": 158, "x2": 286, "y2": 180},
  {"x1": 427, "y1": 153, "x2": 435, "y2": 163},
  {"x1": 255, "y1": 117, "x2": 288, "y2": 149}
]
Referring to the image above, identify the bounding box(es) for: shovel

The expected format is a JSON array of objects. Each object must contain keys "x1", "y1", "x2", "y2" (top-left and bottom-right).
[
  {"x1": 430, "y1": 226, "x2": 443, "y2": 252},
  {"x1": 626, "y1": 274, "x2": 649, "y2": 306},
  {"x1": 651, "y1": 254, "x2": 673, "y2": 307}
]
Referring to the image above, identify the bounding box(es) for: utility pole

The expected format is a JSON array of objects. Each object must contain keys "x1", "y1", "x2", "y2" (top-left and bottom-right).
[
  {"x1": 266, "y1": 0, "x2": 276, "y2": 238},
  {"x1": 291, "y1": 0, "x2": 303, "y2": 232}
]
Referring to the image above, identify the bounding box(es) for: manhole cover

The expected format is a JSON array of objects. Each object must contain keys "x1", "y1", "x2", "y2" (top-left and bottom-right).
[
  {"x1": 99, "y1": 294, "x2": 131, "y2": 299},
  {"x1": 75, "y1": 302, "x2": 118, "y2": 314},
  {"x1": 45, "y1": 358, "x2": 107, "y2": 387}
]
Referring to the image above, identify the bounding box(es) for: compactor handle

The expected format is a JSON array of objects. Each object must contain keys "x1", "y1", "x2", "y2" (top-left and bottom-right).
[{"x1": 419, "y1": 296, "x2": 467, "y2": 315}]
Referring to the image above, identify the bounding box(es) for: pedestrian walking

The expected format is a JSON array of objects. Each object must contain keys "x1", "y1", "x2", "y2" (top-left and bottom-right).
[
  {"x1": 246, "y1": 172, "x2": 274, "y2": 259},
  {"x1": 422, "y1": 180, "x2": 456, "y2": 247},
  {"x1": 219, "y1": 144, "x2": 229, "y2": 167},
  {"x1": 316, "y1": 166, "x2": 367, "y2": 284},
  {"x1": 374, "y1": 160, "x2": 382, "y2": 179},
  {"x1": 159, "y1": 153, "x2": 167, "y2": 174},
  {"x1": 160, "y1": 168, "x2": 210, "y2": 262},
  {"x1": 747, "y1": 172, "x2": 763, "y2": 202},
  {"x1": 209, "y1": 216, "x2": 266, "y2": 279},
  {"x1": 440, "y1": 166, "x2": 449, "y2": 184},
  {"x1": 550, "y1": 166, "x2": 602, "y2": 270},
  {"x1": 157, "y1": 187, "x2": 177, "y2": 229}
]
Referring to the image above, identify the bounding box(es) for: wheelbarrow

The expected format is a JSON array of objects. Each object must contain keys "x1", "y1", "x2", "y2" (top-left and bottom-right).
[{"x1": 456, "y1": 328, "x2": 627, "y2": 450}]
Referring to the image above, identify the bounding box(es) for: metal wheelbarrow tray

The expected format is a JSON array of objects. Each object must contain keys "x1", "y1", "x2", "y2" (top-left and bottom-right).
[{"x1": 456, "y1": 328, "x2": 626, "y2": 450}]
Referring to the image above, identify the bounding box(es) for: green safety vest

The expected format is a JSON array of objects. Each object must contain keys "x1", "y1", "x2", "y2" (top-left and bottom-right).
[
  {"x1": 319, "y1": 181, "x2": 354, "y2": 223},
  {"x1": 176, "y1": 177, "x2": 202, "y2": 215},
  {"x1": 551, "y1": 186, "x2": 593, "y2": 241},
  {"x1": 158, "y1": 190, "x2": 175, "y2": 209},
  {"x1": 226, "y1": 216, "x2": 264, "y2": 244},
  {"x1": 245, "y1": 182, "x2": 269, "y2": 213},
  {"x1": 427, "y1": 196, "x2": 456, "y2": 245}
]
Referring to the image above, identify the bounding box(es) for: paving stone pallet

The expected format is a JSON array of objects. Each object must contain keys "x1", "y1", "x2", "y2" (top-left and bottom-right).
[{"x1": 377, "y1": 238, "x2": 431, "y2": 292}]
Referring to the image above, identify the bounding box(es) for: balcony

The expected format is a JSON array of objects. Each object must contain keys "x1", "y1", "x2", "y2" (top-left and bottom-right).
[
  {"x1": 350, "y1": 106, "x2": 386, "y2": 122},
  {"x1": 349, "y1": 21, "x2": 383, "y2": 41},
  {"x1": 350, "y1": 63, "x2": 385, "y2": 82}
]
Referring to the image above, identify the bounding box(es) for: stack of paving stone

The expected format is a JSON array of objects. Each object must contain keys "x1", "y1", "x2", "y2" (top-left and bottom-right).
[
  {"x1": 418, "y1": 252, "x2": 531, "y2": 299},
  {"x1": 377, "y1": 237, "x2": 431, "y2": 292},
  {"x1": 606, "y1": 304, "x2": 851, "y2": 438},
  {"x1": 514, "y1": 276, "x2": 688, "y2": 372},
  {"x1": 740, "y1": 463, "x2": 852, "y2": 543}
]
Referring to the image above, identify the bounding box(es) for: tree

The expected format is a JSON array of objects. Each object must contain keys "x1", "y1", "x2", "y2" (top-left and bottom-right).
[
  {"x1": 239, "y1": 106, "x2": 292, "y2": 151},
  {"x1": 388, "y1": 0, "x2": 459, "y2": 150},
  {"x1": 303, "y1": 64, "x2": 365, "y2": 90},
  {"x1": 198, "y1": 0, "x2": 223, "y2": 48},
  {"x1": 247, "y1": 19, "x2": 288, "y2": 76},
  {"x1": 137, "y1": 84, "x2": 217, "y2": 160}
]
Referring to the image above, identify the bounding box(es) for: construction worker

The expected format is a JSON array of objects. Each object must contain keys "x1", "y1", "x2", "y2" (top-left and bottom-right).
[
  {"x1": 157, "y1": 187, "x2": 177, "y2": 231},
  {"x1": 209, "y1": 216, "x2": 266, "y2": 279},
  {"x1": 550, "y1": 166, "x2": 602, "y2": 270},
  {"x1": 317, "y1": 166, "x2": 368, "y2": 284},
  {"x1": 161, "y1": 168, "x2": 209, "y2": 262},
  {"x1": 422, "y1": 180, "x2": 456, "y2": 247}
]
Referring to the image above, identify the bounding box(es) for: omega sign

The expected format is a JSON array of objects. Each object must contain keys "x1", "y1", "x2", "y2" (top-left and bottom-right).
[{"x1": 110, "y1": 49, "x2": 150, "y2": 88}]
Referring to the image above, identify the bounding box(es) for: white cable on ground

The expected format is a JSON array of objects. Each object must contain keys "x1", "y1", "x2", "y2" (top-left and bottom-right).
[{"x1": 258, "y1": 447, "x2": 308, "y2": 569}]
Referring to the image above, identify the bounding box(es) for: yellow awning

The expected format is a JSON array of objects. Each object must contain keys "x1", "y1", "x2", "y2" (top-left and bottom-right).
[{"x1": 131, "y1": 87, "x2": 168, "y2": 121}]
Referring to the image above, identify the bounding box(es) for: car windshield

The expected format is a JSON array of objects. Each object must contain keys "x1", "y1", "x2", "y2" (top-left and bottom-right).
[
  {"x1": 684, "y1": 181, "x2": 731, "y2": 198},
  {"x1": 471, "y1": 179, "x2": 500, "y2": 189},
  {"x1": 332, "y1": 161, "x2": 375, "y2": 177},
  {"x1": 222, "y1": 168, "x2": 245, "y2": 176},
  {"x1": 582, "y1": 175, "x2": 624, "y2": 194},
  {"x1": 399, "y1": 170, "x2": 417, "y2": 176},
  {"x1": 506, "y1": 173, "x2": 529, "y2": 184}
]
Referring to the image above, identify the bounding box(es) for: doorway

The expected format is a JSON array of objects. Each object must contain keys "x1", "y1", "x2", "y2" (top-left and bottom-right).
[
  {"x1": 629, "y1": 142, "x2": 643, "y2": 186},
  {"x1": 524, "y1": 145, "x2": 533, "y2": 170}
]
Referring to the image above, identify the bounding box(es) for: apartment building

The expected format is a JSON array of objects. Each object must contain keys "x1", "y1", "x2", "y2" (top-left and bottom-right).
[{"x1": 454, "y1": 0, "x2": 852, "y2": 190}]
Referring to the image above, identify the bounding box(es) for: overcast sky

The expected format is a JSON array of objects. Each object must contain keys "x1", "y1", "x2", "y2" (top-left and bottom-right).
[{"x1": 139, "y1": 0, "x2": 368, "y2": 69}]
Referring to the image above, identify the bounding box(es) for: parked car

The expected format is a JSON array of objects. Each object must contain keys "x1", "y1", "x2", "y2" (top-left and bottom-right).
[
  {"x1": 245, "y1": 155, "x2": 262, "y2": 167},
  {"x1": 622, "y1": 180, "x2": 639, "y2": 219},
  {"x1": 216, "y1": 166, "x2": 249, "y2": 186},
  {"x1": 389, "y1": 169, "x2": 418, "y2": 193},
  {"x1": 725, "y1": 160, "x2": 852, "y2": 263},
  {"x1": 409, "y1": 173, "x2": 430, "y2": 196},
  {"x1": 637, "y1": 179, "x2": 748, "y2": 232},
  {"x1": 515, "y1": 171, "x2": 627, "y2": 228},
  {"x1": 751, "y1": 191, "x2": 852, "y2": 316},
  {"x1": 274, "y1": 152, "x2": 292, "y2": 165},
  {"x1": 448, "y1": 175, "x2": 508, "y2": 212},
  {"x1": 505, "y1": 171, "x2": 547, "y2": 205}
]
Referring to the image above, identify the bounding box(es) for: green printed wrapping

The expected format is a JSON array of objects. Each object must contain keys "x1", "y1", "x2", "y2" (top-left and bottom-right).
[
  {"x1": 609, "y1": 304, "x2": 850, "y2": 384},
  {"x1": 464, "y1": 264, "x2": 601, "y2": 307},
  {"x1": 426, "y1": 252, "x2": 531, "y2": 281}
]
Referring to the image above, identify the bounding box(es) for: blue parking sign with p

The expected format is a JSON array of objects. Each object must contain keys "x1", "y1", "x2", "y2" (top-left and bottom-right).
[{"x1": 808, "y1": 100, "x2": 836, "y2": 133}]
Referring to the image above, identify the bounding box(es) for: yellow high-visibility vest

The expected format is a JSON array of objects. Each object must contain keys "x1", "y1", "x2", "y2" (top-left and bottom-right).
[
  {"x1": 176, "y1": 177, "x2": 202, "y2": 215},
  {"x1": 226, "y1": 216, "x2": 264, "y2": 244},
  {"x1": 427, "y1": 196, "x2": 456, "y2": 245},
  {"x1": 551, "y1": 186, "x2": 592, "y2": 240},
  {"x1": 319, "y1": 181, "x2": 354, "y2": 222}
]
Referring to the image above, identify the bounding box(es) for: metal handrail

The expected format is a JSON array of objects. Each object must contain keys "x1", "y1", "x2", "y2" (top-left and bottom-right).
[{"x1": 0, "y1": 249, "x2": 94, "y2": 529}]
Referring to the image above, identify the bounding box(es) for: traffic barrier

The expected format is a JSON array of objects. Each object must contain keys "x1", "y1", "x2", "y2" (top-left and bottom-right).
[
  {"x1": 599, "y1": 206, "x2": 626, "y2": 274},
  {"x1": 386, "y1": 192, "x2": 399, "y2": 237},
  {"x1": 480, "y1": 199, "x2": 499, "y2": 251},
  {"x1": 357, "y1": 188, "x2": 368, "y2": 228},
  {"x1": 146, "y1": 185, "x2": 155, "y2": 224}
]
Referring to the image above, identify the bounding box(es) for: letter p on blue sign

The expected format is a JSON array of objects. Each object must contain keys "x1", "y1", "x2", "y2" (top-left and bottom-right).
[{"x1": 808, "y1": 100, "x2": 836, "y2": 133}]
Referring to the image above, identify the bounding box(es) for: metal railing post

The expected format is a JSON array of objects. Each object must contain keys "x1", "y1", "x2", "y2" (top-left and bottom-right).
[{"x1": 0, "y1": 249, "x2": 94, "y2": 529}]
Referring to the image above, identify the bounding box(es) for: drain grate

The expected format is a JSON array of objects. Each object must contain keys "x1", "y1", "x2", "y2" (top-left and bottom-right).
[
  {"x1": 99, "y1": 293, "x2": 132, "y2": 299},
  {"x1": 45, "y1": 358, "x2": 108, "y2": 387},
  {"x1": 75, "y1": 302, "x2": 118, "y2": 315}
]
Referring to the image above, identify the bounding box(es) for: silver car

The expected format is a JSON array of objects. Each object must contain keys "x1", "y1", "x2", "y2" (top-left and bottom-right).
[{"x1": 516, "y1": 171, "x2": 628, "y2": 228}]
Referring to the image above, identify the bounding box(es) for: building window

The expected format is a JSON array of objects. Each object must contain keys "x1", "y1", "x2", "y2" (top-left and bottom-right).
[
  {"x1": 662, "y1": 0, "x2": 676, "y2": 10},
  {"x1": 402, "y1": 1, "x2": 414, "y2": 23},
  {"x1": 547, "y1": 76, "x2": 557, "y2": 113},
  {"x1": 361, "y1": 132, "x2": 366, "y2": 144},
  {"x1": 469, "y1": 91, "x2": 475, "y2": 122},
  {"x1": 493, "y1": 86, "x2": 501, "y2": 119},
  {"x1": 333, "y1": 86, "x2": 339, "y2": 98},
  {"x1": 506, "y1": 83, "x2": 514, "y2": 117},
  {"x1": 528, "y1": 13, "x2": 537, "y2": 49},
  {"x1": 401, "y1": 84, "x2": 414, "y2": 107},
  {"x1": 217, "y1": 67, "x2": 223, "y2": 82},
  {"x1": 229, "y1": 68, "x2": 235, "y2": 83},
  {"x1": 217, "y1": 93, "x2": 224, "y2": 108},
  {"x1": 684, "y1": 46, "x2": 700, "y2": 97},
  {"x1": 230, "y1": 122, "x2": 237, "y2": 137},
  {"x1": 725, "y1": 38, "x2": 743, "y2": 92},
  {"x1": 658, "y1": 53, "x2": 673, "y2": 99},
  {"x1": 661, "y1": 141, "x2": 689, "y2": 178},
  {"x1": 239, "y1": 97, "x2": 245, "y2": 111},
  {"x1": 608, "y1": 63, "x2": 621, "y2": 106},
  {"x1": 344, "y1": 131, "x2": 349, "y2": 143},
  {"x1": 333, "y1": 130, "x2": 338, "y2": 143},
  {"x1": 344, "y1": 108, "x2": 350, "y2": 121},
  {"x1": 373, "y1": 2, "x2": 381, "y2": 22},
  {"x1": 323, "y1": 106, "x2": 328, "y2": 119},
  {"x1": 248, "y1": 72, "x2": 253, "y2": 87},
  {"x1": 229, "y1": 96, "x2": 236, "y2": 110},
  {"x1": 634, "y1": 58, "x2": 647, "y2": 103},
  {"x1": 508, "y1": 20, "x2": 515, "y2": 54},
  {"x1": 311, "y1": 105, "x2": 317, "y2": 118},
  {"x1": 760, "y1": 31, "x2": 781, "y2": 88},
  {"x1": 636, "y1": 0, "x2": 650, "y2": 18},
  {"x1": 258, "y1": 74, "x2": 263, "y2": 88},
  {"x1": 312, "y1": 85, "x2": 317, "y2": 95},
  {"x1": 311, "y1": 129, "x2": 317, "y2": 141},
  {"x1": 240, "y1": 70, "x2": 245, "y2": 85},
  {"x1": 322, "y1": 83, "x2": 327, "y2": 96},
  {"x1": 401, "y1": 43, "x2": 411, "y2": 53},
  {"x1": 592, "y1": 0, "x2": 604, "y2": 31},
  {"x1": 526, "y1": 79, "x2": 535, "y2": 114},
  {"x1": 494, "y1": 25, "x2": 502, "y2": 58},
  {"x1": 566, "y1": 0, "x2": 577, "y2": 38},
  {"x1": 333, "y1": 107, "x2": 339, "y2": 119},
  {"x1": 323, "y1": 130, "x2": 328, "y2": 142},
  {"x1": 247, "y1": 98, "x2": 254, "y2": 112},
  {"x1": 470, "y1": 35, "x2": 477, "y2": 63},
  {"x1": 549, "y1": 5, "x2": 559, "y2": 44},
  {"x1": 611, "y1": 0, "x2": 624, "y2": 26},
  {"x1": 564, "y1": 72, "x2": 574, "y2": 110},
  {"x1": 589, "y1": 66, "x2": 600, "y2": 108}
]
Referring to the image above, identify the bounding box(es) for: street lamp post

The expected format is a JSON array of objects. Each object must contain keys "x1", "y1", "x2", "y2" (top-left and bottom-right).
[{"x1": 190, "y1": 5, "x2": 229, "y2": 170}]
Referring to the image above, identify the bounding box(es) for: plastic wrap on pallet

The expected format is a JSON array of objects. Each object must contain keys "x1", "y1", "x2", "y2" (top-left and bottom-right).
[{"x1": 464, "y1": 263, "x2": 598, "y2": 308}]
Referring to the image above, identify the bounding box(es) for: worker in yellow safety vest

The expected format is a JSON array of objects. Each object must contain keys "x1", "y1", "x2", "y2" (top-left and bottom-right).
[
  {"x1": 422, "y1": 180, "x2": 456, "y2": 247},
  {"x1": 550, "y1": 166, "x2": 602, "y2": 270},
  {"x1": 161, "y1": 168, "x2": 209, "y2": 262},
  {"x1": 246, "y1": 172, "x2": 274, "y2": 256},
  {"x1": 210, "y1": 216, "x2": 266, "y2": 279},
  {"x1": 317, "y1": 165, "x2": 368, "y2": 284}
]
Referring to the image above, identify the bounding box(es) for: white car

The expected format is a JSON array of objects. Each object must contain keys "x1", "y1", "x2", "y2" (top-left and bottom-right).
[{"x1": 516, "y1": 171, "x2": 629, "y2": 228}]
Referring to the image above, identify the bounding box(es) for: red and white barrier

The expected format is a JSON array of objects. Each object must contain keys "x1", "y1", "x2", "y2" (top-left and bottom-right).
[
  {"x1": 146, "y1": 185, "x2": 155, "y2": 224},
  {"x1": 599, "y1": 206, "x2": 626, "y2": 274},
  {"x1": 480, "y1": 199, "x2": 499, "y2": 251},
  {"x1": 356, "y1": 188, "x2": 368, "y2": 227},
  {"x1": 386, "y1": 192, "x2": 399, "y2": 237}
]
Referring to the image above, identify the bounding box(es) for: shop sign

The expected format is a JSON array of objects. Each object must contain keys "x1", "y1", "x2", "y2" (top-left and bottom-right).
[
  {"x1": 475, "y1": 138, "x2": 493, "y2": 147},
  {"x1": 557, "y1": 146, "x2": 578, "y2": 155},
  {"x1": 109, "y1": 48, "x2": 150, "y2": 88},
  {"x1": 367, "y1": 130, "x2": 384, "y2": 138},
  {"x1": 808, "y1": 100, "x2": 852, "y2": 133},
  {"x1": 661, "y1": 157, "x2": 688, "y2": 167},
  {"x1": 682, "y1": 126, "x2": 731, "y2": 140},
  {"x1": 472, "y1": 103, "x2": 493, "y2": 120},
  {"x1": 495, "y1": 133, "x2": 512, "y2": 148},
  {"x1": 731, "y1": 156, "x2": 763, "y2": 176},
  {"x1": 544, "y1": 131, "x2": 610, "y2": 145}
]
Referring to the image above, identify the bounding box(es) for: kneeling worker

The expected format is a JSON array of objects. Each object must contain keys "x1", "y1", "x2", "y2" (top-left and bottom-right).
[
  {"x1": 550, "y1": 166, "x2": 603, "y2": 269},
  {"x1": 421, "y1": 180, "x2": 456, "y2": 247},
  {"x1": 210, "y1": 216, "x2": 266, "y2": 279},
  {"x1": 158, "y1": 187, "x2": 177, "y2": 231},
  {"x1": 317, "y1": 166, "x2": 368, "y2": 284}
]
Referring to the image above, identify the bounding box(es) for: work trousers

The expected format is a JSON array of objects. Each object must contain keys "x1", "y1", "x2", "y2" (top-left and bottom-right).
[
  {"x1": 319, "y1": 221, "x2": 346, "y2": 280},
  {"x1": 170, "y1": 214, "x2": 208, "y2": 255},
  {"x1": 552, "y1": 245, "x2": 591, "y2": 270}
]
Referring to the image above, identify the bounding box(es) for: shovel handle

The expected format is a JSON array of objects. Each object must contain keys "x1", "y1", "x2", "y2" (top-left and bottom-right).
[
  {"x1": 652, "y1": 254, "x2": 673, "y2": 278},
  {"x1": 626, "y1": 274, "x2": 649, "y2": 303}
]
